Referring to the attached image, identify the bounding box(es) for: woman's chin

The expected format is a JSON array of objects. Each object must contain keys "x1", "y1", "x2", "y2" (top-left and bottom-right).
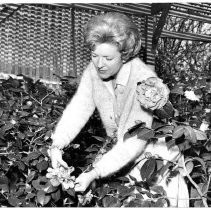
[{"x1": 98, "y1": 74, "x2": 109, "y2": 80}]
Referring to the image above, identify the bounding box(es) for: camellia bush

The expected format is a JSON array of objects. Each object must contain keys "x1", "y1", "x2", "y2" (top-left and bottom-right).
[{"x1": 0, "y1": 73, "x2": 210, "y2": 207}]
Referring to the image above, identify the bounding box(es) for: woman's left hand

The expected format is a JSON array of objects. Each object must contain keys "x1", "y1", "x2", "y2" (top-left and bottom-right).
[{"x1": 75, "y1": 170, "x2": 98, "y2": 192}]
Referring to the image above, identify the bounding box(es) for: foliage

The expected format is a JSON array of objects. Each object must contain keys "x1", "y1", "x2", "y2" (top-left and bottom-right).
[
  {"x1": 0, "y1": 72, "x2": 210, "y2": 207},
  {"x1": 154, "y1": 15, "x2": 211, "y2": 207}
]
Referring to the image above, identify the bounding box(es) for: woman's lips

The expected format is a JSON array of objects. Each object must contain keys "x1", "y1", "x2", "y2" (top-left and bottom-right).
[{"x1": 98, "y1": 69, "x2": 107, "y2": 74}]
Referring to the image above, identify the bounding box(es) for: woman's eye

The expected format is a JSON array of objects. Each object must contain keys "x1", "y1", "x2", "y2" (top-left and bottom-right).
[
  {"x1": 106, "y1": 58, "x2": 113, "y2": 61},
  {"x1": 92, "y1": 54, "x2": 97, "y2": 58}
]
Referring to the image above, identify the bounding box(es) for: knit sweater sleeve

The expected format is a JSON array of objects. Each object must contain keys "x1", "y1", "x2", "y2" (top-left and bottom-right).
[
  {"x1": 51, "y1": 66, "x2": 95, "y2": 149},
  {"x1": 93, "y1": 136, "x2": 147, "y2": 178}
]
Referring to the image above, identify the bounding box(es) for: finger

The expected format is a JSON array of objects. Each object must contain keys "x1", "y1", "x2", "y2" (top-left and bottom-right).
[
  {"x1": 75, "y1": 185, "x2": 85, "y2": 192},
  {"x1": 58, "y1": 159, "x2": 68, "y2": 168},
  {"x1": 51, "y1": 159, "x2": 58, "y2": 169},
  {"x1": 74, "y1": 182, "x2": 82, "y2": 191}
]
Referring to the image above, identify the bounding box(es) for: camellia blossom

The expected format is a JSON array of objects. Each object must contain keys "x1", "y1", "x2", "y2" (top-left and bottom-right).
[
  {"x1": 184, "y1": 90, "x2": 200, "y2": 101},
  {"x1": 200, "y1": 121, "x2": 210, "y2": 132},
  {"x1": 46, "y1": 166, "x2": 75, "y2": 190},
  {"x1": 136, "y1": 77, "x2": 170, "y2": 110},
  {"x1": 205, "y1": 108, "x2": 211, "y2": 113}
]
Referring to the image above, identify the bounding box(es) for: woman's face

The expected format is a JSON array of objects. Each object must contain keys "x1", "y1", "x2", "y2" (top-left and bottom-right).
[{"x1": 91, "y1": 43, "x2": 123, "y2": 80}]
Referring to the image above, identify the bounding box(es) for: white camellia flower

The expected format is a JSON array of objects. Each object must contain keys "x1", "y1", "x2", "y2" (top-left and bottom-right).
[
  {"x1": 10, "y1": 119, "x2": 16, "y2": 125},
  {"x1": 46, "y1": 166, "x2": 75, "y2": 189},
  {"x1": 205, "y1": 108, "x2": 211, "y2": 113},
  {"x1": 184, "y1": 90, "x2": 200, "y2": 101},
  {"x1": 136, "y1": 77, "x2": 170, "y2": 110},
  {"x1": 200, "y1": 121, "x2": 209, "y2": 132}
]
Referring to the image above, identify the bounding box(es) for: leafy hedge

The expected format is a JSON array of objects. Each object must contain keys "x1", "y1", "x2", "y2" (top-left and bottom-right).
[{"x1": 0, "y1": 74, "x2": 210, "y2": 207}]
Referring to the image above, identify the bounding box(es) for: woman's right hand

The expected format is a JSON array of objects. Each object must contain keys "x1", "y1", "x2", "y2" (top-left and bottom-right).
[{"x1": 48, "y1": 147, "x2": 68, "y2": 169}]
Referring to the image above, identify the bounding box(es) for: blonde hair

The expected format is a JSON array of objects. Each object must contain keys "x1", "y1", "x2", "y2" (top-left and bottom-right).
[{"x1": 84, "y1": 12, "x2": 142, "y2": 62}]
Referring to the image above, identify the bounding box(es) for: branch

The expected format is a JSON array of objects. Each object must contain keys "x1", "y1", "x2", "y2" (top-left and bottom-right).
[
  {"x1": 182, "y1": 157, "x2": 208, "y2": 207},
  {"x1": 40, "y1": 90, "x2": 54, "y2": 106},
  {"x1": 29, "y1": 95, "x2": 42, "y2": 106}
]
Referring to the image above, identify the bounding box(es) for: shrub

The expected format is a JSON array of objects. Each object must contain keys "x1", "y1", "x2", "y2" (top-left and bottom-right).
[{"x1": 0, "y1": 74, "x2": 210, "y2": 207}]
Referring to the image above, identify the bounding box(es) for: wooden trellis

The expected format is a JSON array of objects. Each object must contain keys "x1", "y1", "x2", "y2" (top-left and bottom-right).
[
  {"x1": 1, "y1": 3, "x2": 210, "y2": 83},
  {"x1": 0, "y1": 3, "x2": 154, "y2": 83}
]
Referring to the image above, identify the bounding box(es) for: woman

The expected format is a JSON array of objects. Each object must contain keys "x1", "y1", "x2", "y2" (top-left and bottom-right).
[{"x1": 48, "y1": 12, "x2": 189, "y2": 207}]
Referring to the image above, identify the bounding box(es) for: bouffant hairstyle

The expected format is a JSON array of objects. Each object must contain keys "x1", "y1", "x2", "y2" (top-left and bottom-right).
[{"x1": 84, "y1": 12, "x2": 142, "y2": 62}]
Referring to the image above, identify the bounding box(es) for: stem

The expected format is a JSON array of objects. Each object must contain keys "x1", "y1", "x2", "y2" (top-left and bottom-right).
[
  {"x1": 29, "y1": 95, "x2": 42, "y2": 106},
  {"x1": 0, "y1": 151, "x2": 29, "y2": 155},
  {"x1": 203, "y1": 173, "x2": 211, "y2": 204},
  {"x1": 20, "y1": 92, "x2": 23, "y2": 111},
  {"x1": 40, "y1": 90, "x2": 54, "y2": 106},
  {"x1": 182, "y1": 157, "x2": 208, "y2": 207}
]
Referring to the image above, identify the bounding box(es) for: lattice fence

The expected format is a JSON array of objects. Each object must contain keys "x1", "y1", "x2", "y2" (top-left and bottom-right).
[{"x1": 0, "y1": 4, "x2": 149, "y2": 83}]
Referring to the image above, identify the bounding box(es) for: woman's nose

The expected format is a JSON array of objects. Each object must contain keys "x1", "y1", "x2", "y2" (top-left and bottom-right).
[{"x1": 97, "y1": 57, "x2": 104, "y2": 69}]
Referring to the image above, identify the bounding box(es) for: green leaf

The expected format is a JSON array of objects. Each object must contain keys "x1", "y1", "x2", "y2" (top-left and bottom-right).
[
  {"x1": 27, "y1": 171, "x2": 36, "y2": 183},
  {"x1": 194, "y1": 129, "x2": 207, "y2": 141},
  {"x1": 185, "y1": 161, "x2": 194, "y2": 175},
  {"x1": 201, "y1": 152, "x2": 211, "y2": 161},
  {"x1": 150, "y1": 185, "x2": 166, "y2": 196},
  {"x1": 128, "y1": 175, "x2": 137, "y2": 183},
  {"x1": 44, "y1": 130, "x2": 52, "y2": 140},
  {"x1": 137, "y1": 127, "x2": 155, "y2": 141},
  {"x1": 32, "y1": 177, "x2": 49, "y2": 190},
  {"x1": 102, "y1": 196, "x2": 121, "y2": 207},
  {"x1": 191, "y1": 183, "x2": 207, "y2": 201},
  {"x1": 8, "y1": 196, "x2": 21, "y2": 207},
  {"x1": 1, "y1": 123, "x2": 14, "y2": 132},
  {"x1": 115, "y1": 176, "x2": 130, "y2": 183},
  {"x1": 154, "y1": 198, "x2": 167, "y2": 207},
  {"x1": 154, "y1": 108, "x2": 170, "y2": 119},
  {"x1": 184, "y1": 126, "x2": 197, "y2": 143},
  {"x1": 26, "y1": 193, "x2": 36, "y2": 199},
  {"x1": 51, "y1": 189, "x2": 61, "y2": 202},
  {"x1": 37, "y1": 190, "x2": 51, "y2": 206},
  {"x1": 163, "y1": 101, "x2": 175, "y2": 116},
  {"x1": 0, "y1": 176, "x2": 9, "y2": 185},
  {"x1": 170, "y1": 86, "x2": 184, "y2": 95},
  {"x1": 140, "y1": 158, "x2": 156, "y2": 181},
  {"x1": 125, "y1": 122, "x2": 146, "y2": 137},
  {"x1": 45, "y1": 181, "x2": 57, "y2": 193},
  {"x1": 19, "y1": 111, "x2": 30, "y2": 117},
  {"x1": 117, "y1": 185, "x2": 135, "y2": 197},
  {"x1": 155, "y1": 125, "x2": 174, "y2": 134},
  {"x1": 192, "y1": 157, "x2": 206, "y2": 173},
  {"x1": 172, "y1": 125, "x2": 185, "y2": 139},
  {"x1": 96, "y1": 186, "x2": 111, "y2": 199},
  {"x1": 36, "y1": 160, "x2": 48, "y2": 172},
  {"x1": 26, "y1": 151, "x2": 41, "y2": 161},
  {"x1": 0, "y1": 184, "x2": 9, "y2": 193},
  {"x1": 50, "y1": 178, "x2": 60, "y2": 187},
  {"x1": 191, "y1": 172, "x2": 203, "y2": 178},
  {"x1": 177, "y1": 140, "x2": 191, "y2": 152},
  {"x1": 125, "y1": 199, "x2": 143, "y2": 207},
  {"x1": 17, "y1": 132, "x2": 25, "y2": 140},
  {"x1": 156, "y1": 159, "x2": 164, "y2": 171},
  {"x1": 26, "y1": 131, "x2": 34, "y2": 137},
  {"x1": 142, "y1": 200, "x2": 152, "y2": 207},
  {"x1": 206, "y1": 142, "x2": 211, "y2": 152},
  {"x1": 66, "y1": 188, "x2": 75, "y2": 197},
  {"x1": 92, "y1": 136, "x2": 105, "y2": 142},
  {"x1": 17, "y1": 161, "x2": 25, "y2": 171},
  {"x1": 194, "y1": 200, "x2": 204, "y2": 207}
]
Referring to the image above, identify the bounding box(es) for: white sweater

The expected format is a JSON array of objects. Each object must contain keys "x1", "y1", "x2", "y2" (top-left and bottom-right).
[
  {"x1": 51, "y1": 57, "x2": 189, "y2": 207},
  {"x1": 52, "y1": 57, "x2": 160, "y2": 177}
]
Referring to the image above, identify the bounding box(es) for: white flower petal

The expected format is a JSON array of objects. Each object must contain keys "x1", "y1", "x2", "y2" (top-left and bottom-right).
[{"x1": 184, "y1": 91, "x2": 200, "y2": 101}]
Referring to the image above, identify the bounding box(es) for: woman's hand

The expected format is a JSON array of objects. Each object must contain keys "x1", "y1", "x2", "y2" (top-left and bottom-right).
[
  {"x1": 75, "y1": 170, "x2": 99, "y2": 192},
  {"x1": 48, "y1": 147, "x2": 68, "y2": 169}
]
